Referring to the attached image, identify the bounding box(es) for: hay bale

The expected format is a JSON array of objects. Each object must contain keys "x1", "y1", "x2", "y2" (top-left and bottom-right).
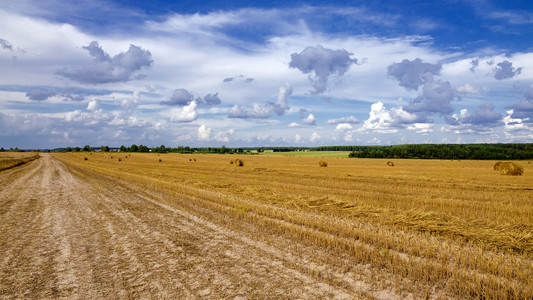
[
  {"x1": 118, "y1": 158, "x2": 121, "y2": 162},
  {"x1": 234, "y1": 159, "x2": 244, "y2": 167},
  {"x1": 193, "y1": 158, "x2": 196, "y2": 161},
  {"x1": 84, "y1": 157, "x2": 88, "y2": 161},
  {"x1": 493, "y1": 161, "x2": 505, "y2": 170},
  {"x1": 158, "y1": 159, "x2": 162, "y2": 162},
  {"x1": 387, "y1": 161, "x2": 394, "y2": 166},
  {"x1": 499, "y1": 162, "x2": 523, "y2": 176},
  {"x1": 319, "y1": 160, "x2": 327, "y2": 167},
  {"x1": 229, "y1": 160, "x2": 234, "y2": 164}
]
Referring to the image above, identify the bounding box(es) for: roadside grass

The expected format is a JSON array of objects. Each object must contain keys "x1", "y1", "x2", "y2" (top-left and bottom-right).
[
  {"x1": 0, "y1": 152, "x2": 40, "y2": 171},
  {"x1": 54, "y1": 152, "x2": 533, "y2": 298}
]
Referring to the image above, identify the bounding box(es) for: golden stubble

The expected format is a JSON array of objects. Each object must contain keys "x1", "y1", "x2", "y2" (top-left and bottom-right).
[{"x1": 53, "y1": 152, "x2": 533, "y2": 298}]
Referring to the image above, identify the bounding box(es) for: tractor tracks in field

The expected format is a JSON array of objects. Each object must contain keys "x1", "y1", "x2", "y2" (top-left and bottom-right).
[{"x1": 0, "y1": 154, "x2": 406, "y2": 299}]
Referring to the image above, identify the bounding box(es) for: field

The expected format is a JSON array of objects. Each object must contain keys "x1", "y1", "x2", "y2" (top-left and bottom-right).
[
  {"x1": 0, "y1": 152, "x2": 40, "y2": 171},
  {"x1": 1, "y1": 152, "x2": 532, "y2": 299}
]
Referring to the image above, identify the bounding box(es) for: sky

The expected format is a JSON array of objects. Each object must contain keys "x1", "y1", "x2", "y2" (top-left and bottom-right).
[{"x1": 1, "y1": 0, "x2": 533, "y2": 148}]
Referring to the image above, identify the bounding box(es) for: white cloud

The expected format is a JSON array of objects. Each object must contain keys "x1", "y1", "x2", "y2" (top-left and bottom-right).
[
  {"x1": 87, "y1": 99, "x2": 100, "y2": 111},
  {"x1": 288, "y1": 122, "x2": 300, "y2": 127},
  {"x1": 170, "y1": 100, "x2": 198, "y2": 122},
  {"x1": 335, "y1": 123, "x2": 353, "y2": 131},
  {"x1": 302, "y1": 113, "x2": 316, "y2": 125},
  {"x1": 310, "y1": 132, "x2": 320, "y2": 142},
  {"x1": 407, "y1": 123, "x2": 434, "y2": 134},
  {"x1": 198, "y1": 124, "x2": 212, "y2": 140}
]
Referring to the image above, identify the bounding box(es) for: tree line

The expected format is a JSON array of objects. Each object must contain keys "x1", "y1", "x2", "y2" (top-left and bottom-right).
[{"x1": 346, "y1": 144, "x2": 533, "y2": 160}]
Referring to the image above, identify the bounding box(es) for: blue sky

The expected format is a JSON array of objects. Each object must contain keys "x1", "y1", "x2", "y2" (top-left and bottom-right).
[{"x1": 1, "y1": 0, "x2": 533, "y2": 148}]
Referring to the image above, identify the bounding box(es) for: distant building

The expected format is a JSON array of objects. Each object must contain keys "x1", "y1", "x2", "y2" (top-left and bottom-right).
[
  {"x1": 250, "y1": 150, "x2": 258, "y2": 153},
  {"x1": 263, "y1": 150, "x2": 274, "y2": 153}
]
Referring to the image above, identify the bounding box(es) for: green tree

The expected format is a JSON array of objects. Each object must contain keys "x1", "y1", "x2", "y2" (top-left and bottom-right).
[
  {"x1": 130, "y1": 144, "x2": 138, "y2": 152},
  {"x1": 65, "y1": 147, "x2": 72, "y2": 152},
  {"x1": 74, "y1": 146, "x2": 81, "y2": 152},
  {"x1": 82, "y1": 145, "x2": 92, "y2": 152},
  {"x1": 220, "y1": 145, "x2": 227, "y2": 154},
  {"x1": 120, "y1": 145, "x2": 127, "y2": 152}
]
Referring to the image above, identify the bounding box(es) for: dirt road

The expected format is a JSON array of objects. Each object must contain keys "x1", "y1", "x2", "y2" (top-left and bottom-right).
[{"x1": 0, "y1": 154, "x2": 403, "y2": 299}]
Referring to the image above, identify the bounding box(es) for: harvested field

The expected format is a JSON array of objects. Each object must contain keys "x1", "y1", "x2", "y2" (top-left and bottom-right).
[
  {"x1": 0, "y1": 152, "x2": 40, "y2": 171},
  {"x1": 1, "y1": 153, "x2": 532, "y2": 299}
]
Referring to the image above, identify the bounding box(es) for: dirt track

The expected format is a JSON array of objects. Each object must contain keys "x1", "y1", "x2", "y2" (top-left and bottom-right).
[{"x1": 0, "y1": 154, "x2": 402, "y2": 299}]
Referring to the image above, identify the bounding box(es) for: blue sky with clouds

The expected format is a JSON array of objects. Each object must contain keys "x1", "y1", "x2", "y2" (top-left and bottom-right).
[{"x1": 1, "y1": 0, "x2": 533, "y2": 148}]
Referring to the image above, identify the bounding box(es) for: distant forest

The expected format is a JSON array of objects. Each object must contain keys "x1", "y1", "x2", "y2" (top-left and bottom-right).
[{"x1": 339, "y1": 144, "x2": 533, "y2": 160}]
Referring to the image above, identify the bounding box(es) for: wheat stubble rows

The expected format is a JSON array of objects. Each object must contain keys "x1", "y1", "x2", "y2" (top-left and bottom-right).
[
  {"x1": 0, "y1": 154, "x2": 393, "y2": 299},
  {"x1": 1, "y1": 153, "x2": 532, "y2": 299}
]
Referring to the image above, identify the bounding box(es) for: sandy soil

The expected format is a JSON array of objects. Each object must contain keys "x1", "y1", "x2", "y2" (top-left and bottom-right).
[{"x1": 0, "y1": 154, "x2": 403, "y2": 299}]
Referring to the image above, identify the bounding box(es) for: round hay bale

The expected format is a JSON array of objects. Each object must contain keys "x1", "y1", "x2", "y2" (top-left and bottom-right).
[
  {"x1": 229, "y1": 160, "x2": 234, "y2": 164},
  {"x1": 84, "y1": 157, "x2": 88, "y2": 161},
  {"x1": 318, "y1": 160, "x2": 327, "y2": 167},
  {"x1": 387, "y1": 161, "x2": 394, "y2": 166},
  {"x1": 499, "y1": 162, "x2": 523, "y2": 176},
  {"x1": 118, "y1": 158, "x2": 121, "y2": 162},
  {"x1": 234, "y1": 159, "x2": 244, "y2": 167},
  {"x1": 493, "y1": 161, "x2": 505, "y2": 170},
  {"x1": 158, "y1": 159, "x2": 162, "y2": 162}
]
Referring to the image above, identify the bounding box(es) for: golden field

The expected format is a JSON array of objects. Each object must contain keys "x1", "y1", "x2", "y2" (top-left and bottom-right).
[
  {"x1": 0, "y1": 152, "x2": 40, "y2": 171},
  {"x1": 49, "y1": 152, "x2": 533, "y2": 299}
]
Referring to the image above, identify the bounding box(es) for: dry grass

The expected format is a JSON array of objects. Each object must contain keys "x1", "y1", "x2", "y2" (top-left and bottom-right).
[
  {"x1": 0, "y1": 152, "x2": 40, "y2": 171},
  {"x1": 53, "y1": 153, "x2": 533, "y2": 298}
]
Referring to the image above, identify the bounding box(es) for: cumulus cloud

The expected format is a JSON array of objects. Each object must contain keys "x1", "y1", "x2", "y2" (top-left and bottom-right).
[
  {"x1": 198, "y1": 124, "x2": 212, "y2": 140},
  {"x1": 276, "y1": 82, "x2": 292, "y2": 111},
  {"x1": 335, "y1": 123, "x2": 353, "y2": 131},
  {"x1": 492, "y1": 60, "x2": 522, "y2": 80},
  {"x1": 359, "y1": 102, "x2": 418, "y2": 133},
  {"x1": 228, "y1": 103, "x2": 272, "y2": 118},
  {"x1": 161, "y1": 88, "x2": 194, "y2": 106},
  {"x1": 196, "y1": 93, "x2": 221, "y2": 105},
  {"x1": 387, "y1": 58, "x2": 441, "y2": 91},
  {"x1": 407, "y1": 123, "x2": 434, "y2": 134},
  {"x1": 0, "y1": 38, "x2": 13, "y2": 51},
  {"x1": 404, "y1": 73, "x2": 455, "y2": 115},
  {"x1": 57, "y1": 41, "x2": 153, "y2": 84},
  {"x1": 503, "y1": 109, "x2": 529, "y2": 131},
  {"x1": 26, "y1": 89, "x2": 56, "y2": 101},
  {"x1": 289, "y1": 45, "x2": 357, "y2": 94},
  {"x1": 302, "y1": 113, "x2": 316, "y2": 125},
  {"x1": 327, "y1": 116, "x2": 360, "y2": 124},
  {"x1": 87, "y1": 99, "x2": 100, "y2": 111},
  {"x1": 288, "y1": 122, "x2": 300, "y2": 128},
  {"x1": 170, "y1": 100, "x2": 198, "y2": 122}
]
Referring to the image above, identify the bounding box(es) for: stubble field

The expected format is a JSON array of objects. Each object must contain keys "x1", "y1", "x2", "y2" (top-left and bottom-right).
[{"x1": 1, "y1": 152, "x2": 532, "y2": 299}]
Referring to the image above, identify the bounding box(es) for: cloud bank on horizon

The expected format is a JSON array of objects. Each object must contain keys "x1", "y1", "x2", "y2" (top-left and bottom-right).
[{"x1": 1, "y1": 0, "x2": 533, "y2": 148}]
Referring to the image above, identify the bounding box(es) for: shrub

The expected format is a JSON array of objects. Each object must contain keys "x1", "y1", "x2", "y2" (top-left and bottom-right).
[
  {"x1": 387, "y1": 161, "x2": 394, "y2": 166},
  {"x1": 235, "y1": 159, "x2": 244, "y2": 166},
  {"x1": 319, "y1": 160, "x2": 327, "y2": 167},
  {"x1": 498, "y1": 162, "x2": 524, "y2": 176}
]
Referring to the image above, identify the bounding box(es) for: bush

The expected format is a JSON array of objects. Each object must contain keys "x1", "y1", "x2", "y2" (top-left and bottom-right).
[
  {"x1": 319, "y1": 160, "x2": 327, "y2": 167},
  {"x1": 235, "y1": 159, "x2": 244, "y2": 166}
]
